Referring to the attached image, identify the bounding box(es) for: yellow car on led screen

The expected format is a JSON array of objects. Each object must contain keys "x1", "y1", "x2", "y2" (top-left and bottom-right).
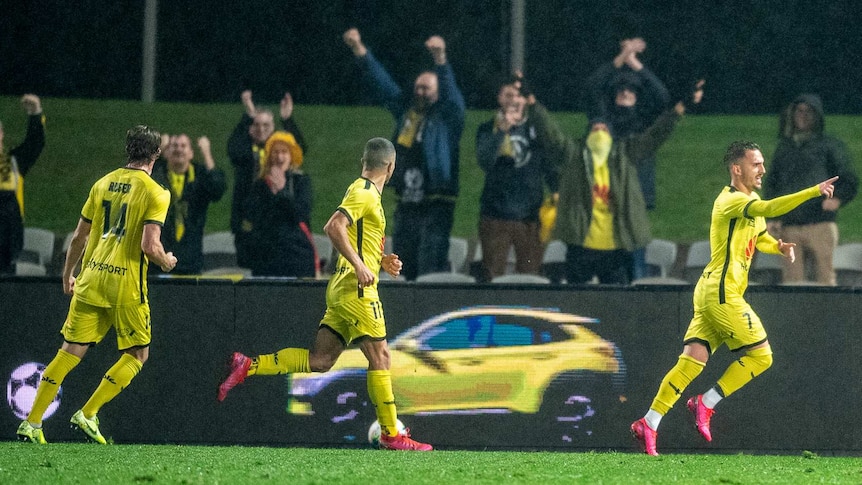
[{"x1": 287, "y1": 306, "x2": 626, "y2": 444}]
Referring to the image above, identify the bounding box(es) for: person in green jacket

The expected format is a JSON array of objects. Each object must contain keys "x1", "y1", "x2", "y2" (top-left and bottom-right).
[{"x1": 536, "y1": 82, "x2": 703, "y2": 284}]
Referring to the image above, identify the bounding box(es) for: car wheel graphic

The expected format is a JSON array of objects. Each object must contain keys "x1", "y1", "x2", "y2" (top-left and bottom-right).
[
  {"x1": 539, "y1": 372, "x2": 603, "y2": 445},
  {"x1": 316, "y1": 378, "x2": 371, "y2": 443}
]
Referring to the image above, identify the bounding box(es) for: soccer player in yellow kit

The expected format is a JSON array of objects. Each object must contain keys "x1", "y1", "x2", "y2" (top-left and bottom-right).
[
  {"x1": 631, "y1": 140, "x2": 838, "y2": 456},
  {"x1": 218, "y1": 137, "x2": 432, "y2": 451},
  {"x1": 16, "y1": 126, "x2": 177, "y2": 445}
]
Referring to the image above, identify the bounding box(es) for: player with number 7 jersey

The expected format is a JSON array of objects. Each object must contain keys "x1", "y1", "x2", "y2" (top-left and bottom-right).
[{"x1": 74, "y1": 167, "x2": 170, "y2": 306}]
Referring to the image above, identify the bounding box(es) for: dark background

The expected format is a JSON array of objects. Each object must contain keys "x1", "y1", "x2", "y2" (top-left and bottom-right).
[
  {"x1": 3, "y1": 277, "x2": 861, "y2": 452},
  {"x1": 2, "y1": 0, "x2": 860, "y2": 113}
]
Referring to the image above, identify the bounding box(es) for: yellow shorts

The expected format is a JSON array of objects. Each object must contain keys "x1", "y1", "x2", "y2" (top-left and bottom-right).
[
  {"x1": 319, "y1": 297, "x2": 386, "y2": 346},
  {"x1": 61, "y1": 297, "x2": 152, "y2": 351},
  {"x1": 683, "y1": 298, "x2": 768, "y2": 353}
]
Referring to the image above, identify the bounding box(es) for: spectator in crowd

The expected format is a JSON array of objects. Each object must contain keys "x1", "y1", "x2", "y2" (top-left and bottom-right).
[
  {"x1": 585, "y1": 38, "x2": 671, "y2": 280},
  {"x1": 242, "y1": 131, "x2": 316, "y2": 278},
  {"x1": 228, "y1": 90, "x2": 307, "y2": 268},
  {"x1": 343, "y1": 28, "x2": 465, "y2": 280},
  {"x1": 0, "y1": 94, "x2": 45, "y2": 275},
  {"x1": 150, "y1": 133, "x2": 226, "y2": 275},
  {"x1": 763, "y1": 94, "x2": 858, "y2": 285},
  {"x1": 585, "y1": 38, "x2": 670, "y2": 210},
  {"x1": 218, "y1": 137, "x2": 432, "y2": 451},
  {"x1": 475, "y1": 72, "x2": 559, "y2": 281},
  {"x1": 540, "y1": 83, "x2": 703, "y2": 285},
  {"x1": 16, "y1": 125, "x2": 176, "y2": 445}
]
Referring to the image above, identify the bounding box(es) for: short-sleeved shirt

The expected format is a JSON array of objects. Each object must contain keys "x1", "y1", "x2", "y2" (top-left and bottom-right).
[
  {"x1": 74, "y1": 167, "x2": 170, "y2": 307},
  {"x1": 326, "y1": 178, "x2": 386, "y2": 306}
]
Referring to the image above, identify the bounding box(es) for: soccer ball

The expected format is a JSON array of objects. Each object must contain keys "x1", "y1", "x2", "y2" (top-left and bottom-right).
[
  {"x1": 367, "y1": 419, "x2": 406, "y2": 446},
  {"x1": 6, "y1": 362, "x2": 61, "y2": 421}
]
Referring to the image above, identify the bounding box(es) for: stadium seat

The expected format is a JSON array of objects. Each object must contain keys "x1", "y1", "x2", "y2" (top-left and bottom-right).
[
  {"x1": 415, "y1": 272, "x2": 476, "y2": 283},
  {"x1": 313, "y1": 233, "x2": 335, "y2": 275},
  {"x1": 683, "y1": 240, "x2": 711, "y2": 284},
  {"x1": 448, "y1": 237, "x2": 469, "y2": 273},
  {"x1": 750, "y1": 252, "x2": 784, "y2": 286},
  {"x1": 202, "y1": 231, "x2": 237, "y2": 270},
  {"x1": 631, "y1": 276, "x2": 689, "y2": 285},
  {"x1": 542, "y1": 240, "x2": 567, "y2": 283},
  {"x1": 833, "y1": 243, "x2": 862, "y2": 287},
  {"x1": 491, "y1": 273, "x2": 551, "y2": 284},
  {"x1": 22, "y1": 227, "x2": 56, "y2": 266},
  {"x1": 645, "y1": 239, "x2": 678, "y2": 278},
  {"x1": 15, "y1": 261, "x2": 47, "y2": 276}
]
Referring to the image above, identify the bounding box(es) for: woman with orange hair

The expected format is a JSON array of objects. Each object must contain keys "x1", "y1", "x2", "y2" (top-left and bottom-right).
[{"x1": 242, "y1": 131, "x2": 317, "y2": 277}]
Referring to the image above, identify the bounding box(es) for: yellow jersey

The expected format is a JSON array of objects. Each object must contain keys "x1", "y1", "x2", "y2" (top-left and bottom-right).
[
  {"x1": 695, "y1": 184, "x2": 820, "y2": 306},
  {"x1": 326, "y1": 178, "x2": 386, "y2": 306},
  {"x1": 74, "y1": 167, "x2": 170, "y2": 307}
]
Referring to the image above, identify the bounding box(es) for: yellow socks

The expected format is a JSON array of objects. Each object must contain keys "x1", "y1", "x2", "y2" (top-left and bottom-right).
[
  {"x1": 717, "y1": 346, "x2": 773, "y2": 397},
  {"x1": 650, "y1": 354, "x2": 705, "y2": 415},
  {"x1": 81, "y1": 353, "x2": 142, "y2": 418},
  {"x1": 367, "y1": 370, "x2": 398, "y2": 436},
  {"x1": 27, "y1": 349, "x2": 81, "y2": 425},
  {"x1": 251, "y1": 348, "x2": 310, "y2": 376}
]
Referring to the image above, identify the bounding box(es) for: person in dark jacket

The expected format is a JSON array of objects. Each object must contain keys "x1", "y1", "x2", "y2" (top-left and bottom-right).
[
  {"x1": 243, "y1": 131, "x2": 316, "y2": 278},
  {"x1": 0, "y1": 94, "x2": 45, "y2": 275},
  {"x1": 228, "y1": 90, "x2": 307, "y2": 268},
  {"x1": 475, "y1": 73, "x2": 558, "y2": 280},
  {"x1": 343, "y1": 28, "x2": 465, "y2": 280},
  {"x1": 763, "y1": 94, "x2": 858, "y2": 285},
  {"x1": 150, "y1": 133, "x2": 226, "y2": 275}
]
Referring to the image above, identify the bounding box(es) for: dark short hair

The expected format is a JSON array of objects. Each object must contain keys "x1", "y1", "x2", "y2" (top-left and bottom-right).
[
  {"x1": 125, "y1": 125, "x2": 161, "y2": 162},
  {"x1": 723, "y1": 140, "x2": 761, "y2": 169},
  {"x1": 361, "y1": 137, "x2": 395, "y2": 170}
]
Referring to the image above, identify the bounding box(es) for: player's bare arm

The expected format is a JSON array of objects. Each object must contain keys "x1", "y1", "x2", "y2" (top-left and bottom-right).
[
  {"x1": 324, "y1": 210, "x2": 374, "y2": 286},
  {"x1": 142, "y1": 223, "x2": 177, "y2": 272},
  {"x1": 62, "y1": 218, "x2": 91, "y2": 295}
]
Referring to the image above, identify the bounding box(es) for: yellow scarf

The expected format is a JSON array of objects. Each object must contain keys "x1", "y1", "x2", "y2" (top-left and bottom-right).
[
  {"x1": 168, "y1": 164, "x2": 195, "y2": 241},
  {"x1": 396, "y1": 110, "x2": 424, "y2": 148},
  {"x1": 583, "y1": 130, "x2": 616, "y2": 250}
]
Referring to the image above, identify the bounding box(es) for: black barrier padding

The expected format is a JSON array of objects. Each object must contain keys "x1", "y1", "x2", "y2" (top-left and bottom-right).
[{"x1": 2, "y1": 277, "x2": 861, "y2": 452}]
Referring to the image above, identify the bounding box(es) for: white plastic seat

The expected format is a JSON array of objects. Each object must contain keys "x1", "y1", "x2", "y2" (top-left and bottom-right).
[
  {"x1": 645, "y1": 239, "x2": 678, "y2": 278},
  {"x1": 415, "y1": 272, "x2": 476, "y2": 283},
  {"x1": 683, "y1": 240, "x2": 711, "y2": 283},
  {"x1": 15, "y1": 261, "x2": 47, "y2": 276},
  {"x1": 22, "y1": 227, "x2": 56, "y2": 266},
  {"x1": 448, "y1": 237, "x2": 469, "y2": 273},
  {"x1": 833, "y1": 243, "x2": 862, "y2": 286},
  {"x1": 491, "y1": 273, "x2": 551, "y2": 284}
]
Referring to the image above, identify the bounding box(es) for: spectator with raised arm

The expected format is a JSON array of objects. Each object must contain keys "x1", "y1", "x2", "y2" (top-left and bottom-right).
[
  {"x1": 0, "y1": 94, "x2": 45, "y2": 274},
  {"x1": 343, "y1": 28, "x2": 465, "y2": 280},
  {"x1": 476, "y1": 72, "x2": 559, "y2": 281},
  {"x1": 227, "y1": 90, "x2": 307, "y2": 268},
  {"x1": 150, "y1": 133, "x2": 226, "y2": 275}
]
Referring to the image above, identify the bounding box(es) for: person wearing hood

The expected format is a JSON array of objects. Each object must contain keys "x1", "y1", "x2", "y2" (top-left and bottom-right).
[
  {"x1": 763, "y1": 94, "x2": 858, "y2": 285},
  {"x1": 475, "y1": 72, "x2": 559, "y2": 281},
  {"x1": 584, "y1": 37, "x2": 671, "y2": 211},
  {"x1": 537, "y1": 83, "x2": 702, "y2": 285}
]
